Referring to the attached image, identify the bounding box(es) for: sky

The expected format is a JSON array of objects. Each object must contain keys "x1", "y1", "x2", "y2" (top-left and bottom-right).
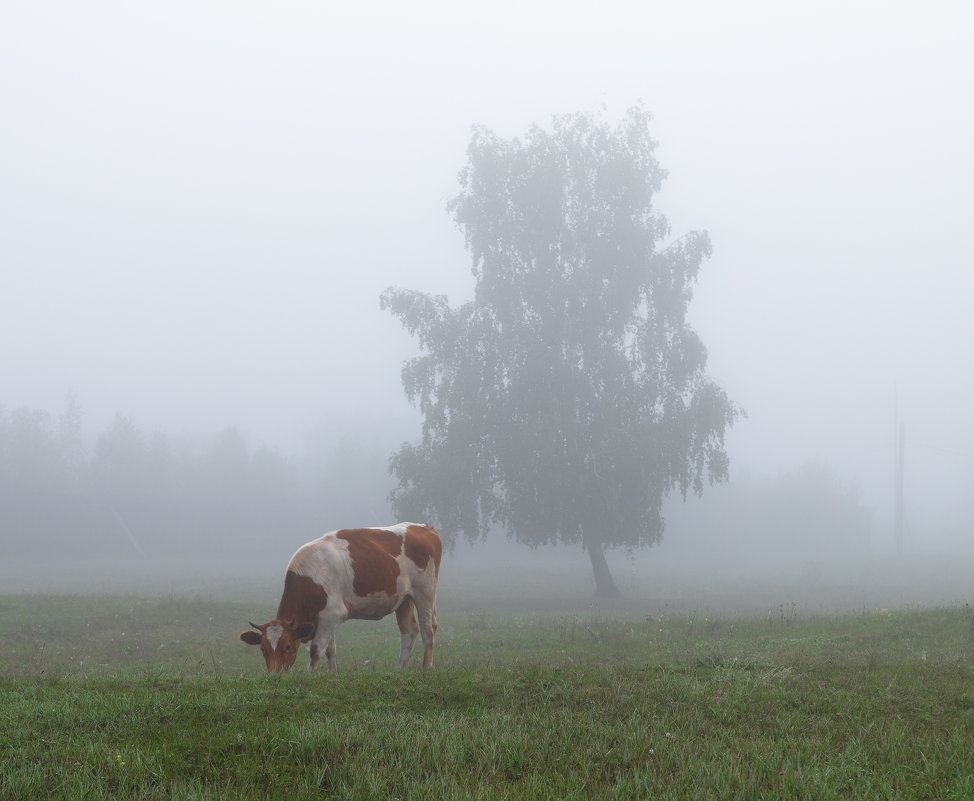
[{"x1": 2, "y1": 0, "x2": 972, "y2": 551}]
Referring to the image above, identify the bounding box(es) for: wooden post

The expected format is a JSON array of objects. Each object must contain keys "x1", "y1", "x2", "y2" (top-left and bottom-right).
[{"x1": 895, "y1": 421, "x2": 905, "y2": 555}]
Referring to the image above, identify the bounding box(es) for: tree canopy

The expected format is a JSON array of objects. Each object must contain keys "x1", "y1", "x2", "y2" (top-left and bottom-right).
[{"x1": 382, "y1": 106, "x2": 741, "y2": 595}]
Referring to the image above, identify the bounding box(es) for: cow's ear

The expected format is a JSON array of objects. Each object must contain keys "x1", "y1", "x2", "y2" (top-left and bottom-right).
[
  {"x1": 293, "y1": 622, "x2": 315, "y2": 641},
  {"x1": 240, "y1": 630, "x2": 262, "y2": 645}
]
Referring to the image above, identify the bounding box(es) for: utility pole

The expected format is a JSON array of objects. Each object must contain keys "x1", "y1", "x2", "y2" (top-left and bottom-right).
[{"x1": 894, "y1": 421, "x2": 905, "y2": 555}]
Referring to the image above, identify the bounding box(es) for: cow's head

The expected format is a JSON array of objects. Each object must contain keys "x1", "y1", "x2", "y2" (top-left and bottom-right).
[{"x1": 239, "y1": 619, "x2": 315, "y2": 672}]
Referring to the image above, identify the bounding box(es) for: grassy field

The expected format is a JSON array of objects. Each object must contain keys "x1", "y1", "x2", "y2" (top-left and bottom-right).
[{"x1": 1, "y1": 585, "x2": 973, "y2": 800}]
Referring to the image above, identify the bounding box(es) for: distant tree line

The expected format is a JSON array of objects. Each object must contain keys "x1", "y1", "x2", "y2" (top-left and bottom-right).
[
  {"x1": 1, "y1": 395, "x2": 872, "y2": 569},
  {"x1": 0, "y1": 396, "x2": 393, "y2": 562}
]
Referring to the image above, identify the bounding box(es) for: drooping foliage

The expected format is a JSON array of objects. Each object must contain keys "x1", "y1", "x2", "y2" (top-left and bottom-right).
[{"x1": 382, "y1": 106, "x2": 740, "y2": 591}]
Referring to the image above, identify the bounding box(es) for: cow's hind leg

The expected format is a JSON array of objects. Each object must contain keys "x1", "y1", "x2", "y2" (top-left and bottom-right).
[
  {"x1": 414, "y1": 597, "x2": 438, "y2": 668},
  {"x1": 395, "y1": 598, "x2": 419, "y2": 669}
]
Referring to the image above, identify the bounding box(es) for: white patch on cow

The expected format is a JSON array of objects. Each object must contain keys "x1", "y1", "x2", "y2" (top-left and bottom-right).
[
  {"x1": 288, "y1": 534, "x2": 353, "y2": 598},
  {"x1": 375, "y1": 522, "x2": 420, "y2": 537},
  {"x1": 376, "y1": 523, "x2": 406, "y2": 535},
  {"x1": 265, "y1": 623, "x2": 284, "y2": 651}
]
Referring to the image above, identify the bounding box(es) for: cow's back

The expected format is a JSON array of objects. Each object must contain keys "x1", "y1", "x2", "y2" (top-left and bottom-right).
[{"x1": 285, "y1": 524, "x2": 440, "y2": 622}]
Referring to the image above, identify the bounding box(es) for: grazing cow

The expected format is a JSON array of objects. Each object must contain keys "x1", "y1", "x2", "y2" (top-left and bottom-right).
[{"x1": 240, "y1": 523, "x2": 441, "y2": 672}]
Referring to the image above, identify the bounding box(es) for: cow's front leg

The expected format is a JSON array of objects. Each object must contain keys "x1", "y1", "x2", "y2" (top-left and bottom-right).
[
  {"x1": 324, "y1": 634, "x2": 337, "y2": 670},
  {"x1": 309, "y1": 618, "x2": 338, "y2": 670}
]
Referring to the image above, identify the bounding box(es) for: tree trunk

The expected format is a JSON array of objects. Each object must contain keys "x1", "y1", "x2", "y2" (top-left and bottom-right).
[{"x1": 585, "y1": 540, "x2": 621, "y2": 598}]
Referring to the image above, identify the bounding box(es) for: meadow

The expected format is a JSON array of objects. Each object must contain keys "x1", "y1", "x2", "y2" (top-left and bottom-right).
[{"x1": 1, "y1": 557, "x2": 973, "y2": 800}]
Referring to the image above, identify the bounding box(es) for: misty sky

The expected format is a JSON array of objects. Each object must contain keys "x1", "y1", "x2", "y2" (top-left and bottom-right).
[{"x1": 2, "y1": 1, "x2": 972, "y2": 550}]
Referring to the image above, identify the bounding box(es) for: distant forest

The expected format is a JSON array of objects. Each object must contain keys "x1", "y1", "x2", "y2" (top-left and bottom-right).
[
  {"x1": 1, "y1": 397, "x2": 871, "y2": 566},
  {"x1": 0, "y1": 397, "x2": 393, "y2": 562}
]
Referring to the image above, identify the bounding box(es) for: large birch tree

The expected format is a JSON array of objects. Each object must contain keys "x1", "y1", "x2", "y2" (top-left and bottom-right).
[{"x1": 382, "y1": 106, "x2": 741, "y2": 596}]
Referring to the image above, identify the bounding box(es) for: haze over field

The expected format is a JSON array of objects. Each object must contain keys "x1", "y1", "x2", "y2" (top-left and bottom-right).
[{"x1": 2, "y1": 1, "x2": 973, "y2": 567}]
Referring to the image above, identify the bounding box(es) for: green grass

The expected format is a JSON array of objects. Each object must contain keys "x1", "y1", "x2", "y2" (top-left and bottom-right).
[{"x1": 1, "y1": 596, "x2": 973, "y2": 799}]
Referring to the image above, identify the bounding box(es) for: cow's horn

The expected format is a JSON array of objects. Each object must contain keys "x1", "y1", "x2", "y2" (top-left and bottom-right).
[{"x1": 249, "y1": 621, "x2": 261, "y2": 630}]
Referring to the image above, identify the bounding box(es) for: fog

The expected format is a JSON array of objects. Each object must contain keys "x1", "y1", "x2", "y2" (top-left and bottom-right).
[{"x1": 2, "y1": 1, "x2": 973, "y2": 596}]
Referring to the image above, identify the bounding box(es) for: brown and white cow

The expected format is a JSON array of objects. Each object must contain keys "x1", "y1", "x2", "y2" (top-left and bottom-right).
[{"x1": 239, "y1": 523, "x2": 441, "y2": 672}]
